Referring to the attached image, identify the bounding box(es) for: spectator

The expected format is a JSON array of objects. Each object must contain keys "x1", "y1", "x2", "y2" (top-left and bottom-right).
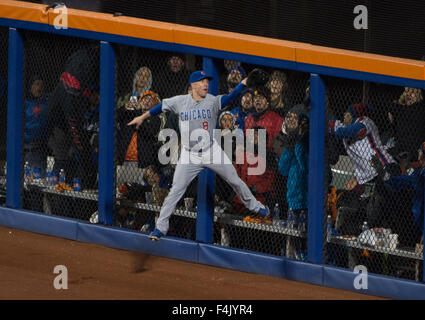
[
  {"x1": 266, "y1": 70, "x2": 289, "y2": 118},
  {"x1": 116, "y1": 90, "x2": 162, "y2": 185},
  {"x1": 117, "y1": 66, "x2": 153, "y2": 110},
  {"x1": 244, "y1": 87, "x2": 284, "y2": 152},
  {"x1": 231, "y1": 87, "x2": 254, "y2": 130},
  {"x1": 219, "y1": 60, "x2": 242, "y2": 94},
  {"x1": 157, "y1": 52, "x2": 191, "y2": 99},
  {"x1": 226, "y1": 65, "x2": 246, "y2": 94},
  {"x1": 66, "y1": 86, "x2": 102, "y2": 189},
  {"x1": 143, "y1": 165, "x2": 173, "y2": 206},
  {"x1": 214, "y1": 111, "x2": 240, "y2": 205},
  {"x1": 224, "y1": 66, "x2": 247, "y2": 111},
  {"x1": 45, "y1": 45, "x2": 100, "y2": 187},
  {"x1": 224, "y1": 59, "x2": 241, "y2": 72},
  {"x1": 278, "y1": 104, "x2": 309, "y2": 216},
  {"x1": 138, "y1": 164, "x2": 174, "y2": 233},
  {"x1": 382, "y1": 141, "x2": 424, "y2": 246},
  {"x1": 236, "y1": 127, "x2": 277, "y2": 218},
  {"x1": 81, "y1": 87, "x2": 100, "y2": 189},
  {"x1": 24, "y1": 75, "x2": 49, "y2": 178},
  {"x1": 329, "y1": 103, "x2": 398, "y2": 192},
  {"x1": 277, "y1": 104, "x2": 310, "y2": 260},
  {"x1": 217, "y1": 110, "x2": 244, "y2": 157},
  {"x1": 388, "y1": 87, "x2": 425, "y2": 163}
]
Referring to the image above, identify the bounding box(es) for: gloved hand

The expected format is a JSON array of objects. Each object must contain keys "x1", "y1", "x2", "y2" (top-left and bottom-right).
[{"x1": 246, "y1": 68, "x2": 270, "y2": 89}]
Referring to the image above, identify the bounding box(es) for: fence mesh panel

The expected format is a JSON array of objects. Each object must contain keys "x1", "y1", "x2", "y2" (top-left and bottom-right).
[
  {"x1": 0, "y1": 27, "x2": 8, "y2": 205},
  {"x1": 21, "y1": 30, "x2": 99, "y2": 221},
  {"x1": 112, "y1": 45, "x2": 202, "y2": 239},
  {"x1": 213, "y1": 63, "x2": 310, "y2": 259},
  {"x1": 324, "y1": 76, "x2": 424, "y2": 281}
]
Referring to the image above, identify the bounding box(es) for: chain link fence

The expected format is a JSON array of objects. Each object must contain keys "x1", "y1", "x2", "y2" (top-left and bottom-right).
[
  {"x1": 0, "y1": 27, "x2": 8, "y2": 205},
  {"x1": 21, "y1": 30, "x2": 99, "y2": 221},
  {"x1": 325, "y1": 76, "x2": 424, "y2": 281},
  {"x1": 6, "y1": 27, "x2": 424, "y2": 282}
]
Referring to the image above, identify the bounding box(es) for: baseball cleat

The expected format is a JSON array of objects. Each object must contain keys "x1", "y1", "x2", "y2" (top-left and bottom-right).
[
  {"x1": 258, "y1": 206, "x2": 270, "y2": 217},
  {"x1": 148, "y1": 228, "x2": 164, "y2": 241}
]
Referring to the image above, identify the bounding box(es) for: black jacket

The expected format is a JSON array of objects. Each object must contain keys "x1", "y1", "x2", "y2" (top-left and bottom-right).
[
  {"x1": 390, "y1": 100, "x2": 425, "y2": 161},
  {"x1": 116, "y1": 108, "x2": 162, "y2": 168}
]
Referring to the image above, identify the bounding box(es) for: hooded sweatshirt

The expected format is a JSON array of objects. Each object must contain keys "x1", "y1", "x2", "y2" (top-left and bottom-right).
[
  {"x1": 117, "y1": 67, "x2": 153, "y2": 109},
  {"x1": 60, "y1": 46, "x2": 100, "y2": 96}
]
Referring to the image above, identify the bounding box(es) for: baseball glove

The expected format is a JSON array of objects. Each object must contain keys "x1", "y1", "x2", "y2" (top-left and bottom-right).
[{"x1": 246, "y1": 68, "x2": 270, "y2": 88}]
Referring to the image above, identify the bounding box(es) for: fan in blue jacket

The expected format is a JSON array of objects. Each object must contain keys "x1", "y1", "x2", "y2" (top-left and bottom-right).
[
  {"x1": 278, "y1": 104, "x2": 309, "y2": 212},
  {"x1": 24, "y1": 75, "x2": 49, "y2": 177},
  {"x1": 384, "y1": 142, "x2": 425, "y2": 235}
]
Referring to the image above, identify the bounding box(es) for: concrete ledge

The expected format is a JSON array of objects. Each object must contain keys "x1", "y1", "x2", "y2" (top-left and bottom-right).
[
  {"x1": 0, "y1": 207, "x2": 78, "y2": 240},
  {"x1": 198, "y1": 243, "x2": 286, "y2": 278}
]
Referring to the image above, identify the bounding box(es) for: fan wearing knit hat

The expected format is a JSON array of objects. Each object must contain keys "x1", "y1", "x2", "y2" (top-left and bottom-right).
[{"x1": 244, "y1": 85, "x2": 284, "y2": 152}]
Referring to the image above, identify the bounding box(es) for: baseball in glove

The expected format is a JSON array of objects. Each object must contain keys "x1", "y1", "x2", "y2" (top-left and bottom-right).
[{"x1": 246, "y1": 68, "x2": 270, "y2": 89}]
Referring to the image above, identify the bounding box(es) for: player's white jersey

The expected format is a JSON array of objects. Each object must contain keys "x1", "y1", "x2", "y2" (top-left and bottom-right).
[
  {"x1": 162, "y1": 93, "x2": 222, "y2": 151},
  {"x1": 334, "y1": 116, "x2": 395, "y2": 184}
]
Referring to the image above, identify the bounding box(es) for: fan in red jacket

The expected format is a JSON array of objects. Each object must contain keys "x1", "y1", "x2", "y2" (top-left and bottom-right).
[
  {"x1": 244, "y1": 87, "x2": 284, "y2": 152},
  {"x1": 233, "y1": 127, "x2": 277, "y2": 214}
]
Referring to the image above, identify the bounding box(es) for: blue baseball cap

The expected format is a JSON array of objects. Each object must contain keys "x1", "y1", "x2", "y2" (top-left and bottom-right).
[{"x1": 189, "y1": 70, "x2": 213, "y2": 84}]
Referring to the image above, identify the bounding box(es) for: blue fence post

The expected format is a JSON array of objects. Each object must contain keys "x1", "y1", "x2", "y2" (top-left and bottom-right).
[
  {"x1": 307, "y1": 73, "x2": 326, "y2": 263},
  {"x1": 98, "y1": 41, "x2": 115, "y2": 225},
  {"x1": 5, "y1": 28, "x2": 23, "y2": 209},
  {"x1": 195, "y1": 57, "x2": 219, "y2": 243}
]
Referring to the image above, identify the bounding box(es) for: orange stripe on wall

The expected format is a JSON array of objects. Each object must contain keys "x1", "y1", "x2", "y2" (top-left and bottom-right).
[
  {"x1": 0, "y1": 0, "x2": 48, "y2": 24},
  {"x1": 296, "y1": 46, "x2": 425, "y2": 80},
  {"x1": 172, "y1": 24, "x2": 297, "y2": 62},
  {"x1": 1, "y1": 0, "x2": 425, "y2": 81},
  {"x1": 57, "y1": 8, "x2": 175, "y2": 44}
]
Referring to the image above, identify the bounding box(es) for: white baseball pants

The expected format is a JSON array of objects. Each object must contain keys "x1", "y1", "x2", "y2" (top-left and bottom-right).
[{"x1": 155, "y1": 141, "x2": 265, "y2": 235}]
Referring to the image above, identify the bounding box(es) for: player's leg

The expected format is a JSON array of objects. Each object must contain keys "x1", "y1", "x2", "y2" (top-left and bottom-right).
[
  {"x1": 154, "y1": 153, "x2": 203, "y2": 237},
  {"x1": 205, "y1": 142, "x2": 268, "y2": 215}
]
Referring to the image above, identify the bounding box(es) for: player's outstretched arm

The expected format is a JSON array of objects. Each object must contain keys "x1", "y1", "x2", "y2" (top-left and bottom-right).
[
  {"x1": 127, "y1": 111, "x2": 150, "y2": 129},
  {"x1": 127, "y1": 103, "x2": 163, "y2": 129},
  {"x1": 220, "y1": 77, "x2": 248, "y2": 109}
]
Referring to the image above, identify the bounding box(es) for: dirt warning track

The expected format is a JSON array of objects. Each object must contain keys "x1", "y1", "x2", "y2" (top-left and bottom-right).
[{"x1": 0, "y1": 226, "x2": 385, "y2": 300}]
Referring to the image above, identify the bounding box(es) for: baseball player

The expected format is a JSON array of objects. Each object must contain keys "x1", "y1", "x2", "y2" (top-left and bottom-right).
[{"x1": 128, "y1": 70, "x2": 270, "y2": 240}]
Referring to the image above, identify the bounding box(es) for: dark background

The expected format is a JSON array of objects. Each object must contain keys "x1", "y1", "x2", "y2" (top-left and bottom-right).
[{"x1": 20, "y1": 0, "x2": 425, "y2": 61}]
